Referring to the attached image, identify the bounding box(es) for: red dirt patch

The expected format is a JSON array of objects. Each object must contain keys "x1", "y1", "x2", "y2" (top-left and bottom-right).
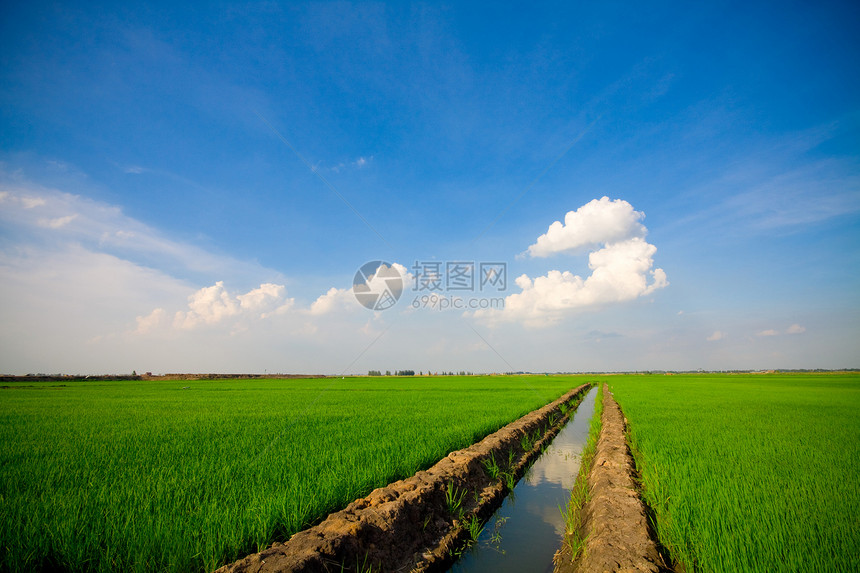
[
  {"x1": 214, "y1": 384, "x2": 591, "y2": 573},
  {"x1": 554, "y1": 388, "x2": 670, "y2": 573}
]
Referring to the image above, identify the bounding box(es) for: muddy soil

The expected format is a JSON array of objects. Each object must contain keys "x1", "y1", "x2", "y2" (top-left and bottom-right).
[
  {"x1": 215, "y1": 384, "x2": 591, "y2": 573},
  {"x1": 554, "y1": 388, "x2": 670, "y2": 573}
]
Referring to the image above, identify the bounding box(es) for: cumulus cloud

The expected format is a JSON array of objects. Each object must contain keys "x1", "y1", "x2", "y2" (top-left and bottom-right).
[
  {"x1": 135, "y1": 308, "x2": 166, "y2": 334},
  {"x1": 757, "y1": 329, "x2": 779, "y2": 337},
  {"x1": 309, "y1": 287, "x2": 356, "y2": 315},
  {"x1": 174, "y1": 282, "x2": 239, "y2": 328},
  {"x1": 313, "y1": 262, "x2": 411, "y2": 315},
  {"x1": 787, "y1": 324, "x2": 806, "y2": 334},
  {"x1": 707, "y1": 331, "x2": 726, "y2": 341},
  {"x1": 172, "y1": 281, "x2": 294, "y2": 329},
  {"x1": 238, "y1": 283, "x2": 285, "y2": 311},
  {"x1": 476, "y1": 198, "x2": 666, "y2": 327},
  {"x1": 503, "y1": 240, "x2": 666, "y2": 319},
  {"x1": 135, "y1": 260, "x2": 412, "y2": 336},
  {"x1": 527, "y1": 197, "x2": 647, "y2": 257}
]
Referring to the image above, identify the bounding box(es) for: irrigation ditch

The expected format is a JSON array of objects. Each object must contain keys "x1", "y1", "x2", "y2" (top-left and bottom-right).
[
  {"x1": 215, "y1": 383, "x2": 592, "y2": 573},
  {"x1": 553, "y1": 386, "x2": 673, "y2": 573},
  {"x1": 449, "y1": 385, "x2": 599, "y2": 572}
]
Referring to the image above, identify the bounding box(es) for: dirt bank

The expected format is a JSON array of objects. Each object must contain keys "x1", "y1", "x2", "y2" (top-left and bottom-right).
[
  {"x1": 554, "y1": 388, "x2": 670, "y2": 573},
  {"x1": 214, "y1": 383, "x2": 591, "y2": 573}
]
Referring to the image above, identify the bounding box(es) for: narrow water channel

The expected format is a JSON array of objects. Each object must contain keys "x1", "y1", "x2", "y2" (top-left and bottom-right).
[{"x1": 449, "y1": 386, "x2": 598, "y2": 573}]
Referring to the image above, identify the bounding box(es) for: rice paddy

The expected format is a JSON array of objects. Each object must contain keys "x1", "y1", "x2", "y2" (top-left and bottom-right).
[
  {"x1": 608, "y1": 372, "x2": 860, "y2": 573},
  {"x1": 0, "y1": 375, "x2": 580, "y2": 573},
  {"x1": 3, "y1": 372, "x2": 857, "y2": 572}
]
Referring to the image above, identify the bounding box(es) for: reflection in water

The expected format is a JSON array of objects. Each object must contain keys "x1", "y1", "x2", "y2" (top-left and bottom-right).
[{"x1": 449, "y1": 387, "x2": 597, "y2": 573}]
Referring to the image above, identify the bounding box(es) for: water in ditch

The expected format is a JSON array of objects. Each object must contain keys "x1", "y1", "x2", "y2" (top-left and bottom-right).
[{"x1": 448, "y1": 386, "x2": 598, "y2": 573}]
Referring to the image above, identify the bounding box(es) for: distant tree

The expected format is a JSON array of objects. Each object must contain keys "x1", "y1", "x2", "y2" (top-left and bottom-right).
[{"x1": 385, "y1": 370, "x2": 391, "y2": 376}]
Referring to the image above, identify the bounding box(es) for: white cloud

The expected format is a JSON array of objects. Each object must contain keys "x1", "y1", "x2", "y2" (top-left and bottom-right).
[
  {"x1": 476, "y1": 199, "x2": 667, "y2": 327},
  {"x1": 135, "y1": 308, "x2": 166, "y2": 334},
  {"x1": 329, "y1": 156, "x2": 373, "y2": 173},
  {"x1": 309, "y1": 287, "x2": 356, "y2": 315},
  {"x1": 754, "y1": 325, "x2": 806, "y2": 337},
  {"x1": 527, "y1": 197, "x2": 647, "y2": 258},
  {"x1": 0, "y1": 181, "x2": 286, "y2": 284},
  {"x1": 238, "y1": 283, "x2": 285, "y2": 311},
  {"x1": 174, "y1": 282, "x2": 239, "y2": 329},
  {"x1": 0, "y1": 175, "x2": 317, "y2": 373},
  {"x1": 707, "y1": 331, "x2": 726, "y2": 341},
  {"x1": 21, "y1": 196, "x2": 47, "y2": 208},
  {"x1": 312, "y1": 262, "x2": 411, "y2": 316},
  {"x1": 0, "y1": 191, "x2": 47, "y2": 209},
  {"x1": 722, "y1": 159, "x2": 860, "y2": 229},
  {"x1": 38, "y1": 214, "x2": 78, "y2": 228},
  {"x1": 173, "y1": 281, "x2": 295, "y2": 329},
  {"x1": 0, "y1": 242, "x2": 196, "y2": 372}
]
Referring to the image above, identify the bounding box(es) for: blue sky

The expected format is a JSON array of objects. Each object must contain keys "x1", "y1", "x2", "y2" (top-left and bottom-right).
[{"x1": 1, "y1": 1, "x2": 858, "y2": 374}]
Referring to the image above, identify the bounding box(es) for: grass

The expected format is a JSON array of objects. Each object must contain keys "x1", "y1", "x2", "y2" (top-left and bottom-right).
[
  {"x1": 464, "y1": 514, "x2": 484, "y2": 542},
  {"x1": 560, "y1": 382, "x2": 603, "y2": 561},
  {"x1": 0, "y1": 375, "x2": 582, "y2": 573},
  {"x1": 501, "y1": 470, "x2": 517, "y2": 491},
  {"x1": 445, "y1": 482, "x2": 467, "y2": 519},
  {"x1": 608, "y1": 372, "x2": 860, "y2": 573},
  {"x1": 481, "y1": 452, "x2": 501, "y2": 480}
]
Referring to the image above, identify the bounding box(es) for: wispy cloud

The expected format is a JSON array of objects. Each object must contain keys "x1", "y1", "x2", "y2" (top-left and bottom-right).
[
  {"x1": 755, "y1": 324, "x2": 807, "y2": 337},
  {"x1": 37, "y1": 214, "x2": 78, "y2": 228},
  {"x1": 723, "y1": 160, "x2": 860, "y2": 229},
  {"x1": 0, "y1": 178, "x2": 283, "y2": 285},
  {"x1": 669, "y1": 120, "x2": 860, "y2": 236},
  {"x1": 328, "y1": 155, "x2": 374, "y2": 173}
]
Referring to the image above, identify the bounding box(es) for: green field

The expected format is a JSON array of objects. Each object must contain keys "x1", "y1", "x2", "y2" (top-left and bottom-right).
[
  {"x1": 0, "y1": 375, "x2": 582, "y2": 573},
  {"x1": 607, "y1": 372, "x2": 860, "y2": 573}
]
